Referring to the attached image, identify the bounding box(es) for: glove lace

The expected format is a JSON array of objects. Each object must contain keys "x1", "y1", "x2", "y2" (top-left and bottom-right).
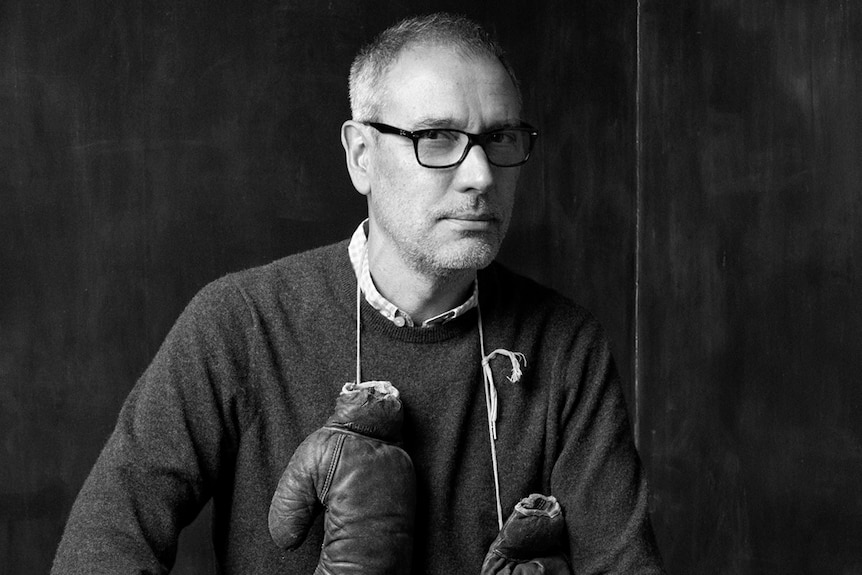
[{"x1": 478, "y1": 280, "x2": 526, "y2": 530}]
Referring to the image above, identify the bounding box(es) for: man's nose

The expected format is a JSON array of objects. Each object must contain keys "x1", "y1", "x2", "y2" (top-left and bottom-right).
[{"x1": 454, "y1": 142, "x2": 495, "y2": 192}]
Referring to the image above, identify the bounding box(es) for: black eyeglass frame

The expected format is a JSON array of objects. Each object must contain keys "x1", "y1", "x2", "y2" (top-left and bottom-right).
[{"x1": 366, "y1": 121, "x2": 539, "y2": 169}]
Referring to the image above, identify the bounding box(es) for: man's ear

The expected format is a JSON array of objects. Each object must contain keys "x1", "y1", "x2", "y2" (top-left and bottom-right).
[{"x1": 341, "y1": 121, "x2": 373, "y2": 196}]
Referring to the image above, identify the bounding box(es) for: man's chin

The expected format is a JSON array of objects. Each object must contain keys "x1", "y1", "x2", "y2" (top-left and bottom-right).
[{"x1": 434, "y1": 238, "x2": 500, "y2": 273}]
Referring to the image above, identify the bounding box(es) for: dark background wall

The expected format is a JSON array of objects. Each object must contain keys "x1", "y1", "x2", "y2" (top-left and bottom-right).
[
  {"x1": 639, "y1": 2, "x2": 862, "y2": 572},
  {"x1": 1, "y1": 1, "x2": 859, "y2": 573}
]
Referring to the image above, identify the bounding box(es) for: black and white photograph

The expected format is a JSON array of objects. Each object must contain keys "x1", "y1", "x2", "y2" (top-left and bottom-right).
[{"x1": 2, "y1": 2, "x2": 861, "y2": 573}]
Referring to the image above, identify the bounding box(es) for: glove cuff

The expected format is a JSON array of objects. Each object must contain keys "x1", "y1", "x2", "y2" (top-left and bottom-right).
[
  {"x1": 493, "y1": 494, "x2": 567, "y2": 560},
  {"x1": 325, "y1": 380, "x2": 405, "y2": 442}
]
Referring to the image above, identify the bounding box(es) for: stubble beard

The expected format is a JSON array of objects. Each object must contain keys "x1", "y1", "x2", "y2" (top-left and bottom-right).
[
  {"x1": 404, "y1": 224, "x2": 507, "y2": 279},
  {"x1": 369, "y1": 179, "x2": 513, "y2": 280}
]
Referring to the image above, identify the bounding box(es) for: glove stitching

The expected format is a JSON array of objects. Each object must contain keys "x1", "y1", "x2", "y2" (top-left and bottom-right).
[
  {"x1": 324, "y1": 425, "x2": 400, "y2": 447},
  {"x1": 320, "y1": 433, "x2": 346, "y2": 503}
]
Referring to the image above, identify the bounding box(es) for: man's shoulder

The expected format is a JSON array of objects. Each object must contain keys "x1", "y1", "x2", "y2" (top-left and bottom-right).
[
  {"x1": 233, "y1": 240, "x2": 348, "y2": 283},
  {"x1": 214, "y1": 240, "x2": 348, "y2": 293},
  {"x1": 482, "y1": 261, "x2": 606, "y2": 343},
  {"x1": 187, "y1": 239, "x2": 351, "y2": 314},
  {"x1": 483, "y1": 261, "x2": 590, "y2": 317}
]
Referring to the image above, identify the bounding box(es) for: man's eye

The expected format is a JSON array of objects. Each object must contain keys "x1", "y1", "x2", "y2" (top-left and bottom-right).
[
  {"x1": 488, "y1": 131, "x2": 517, "y2": 145},
  {"x1": 419, "y1": 130, "x2": 458, "y2": 142}
]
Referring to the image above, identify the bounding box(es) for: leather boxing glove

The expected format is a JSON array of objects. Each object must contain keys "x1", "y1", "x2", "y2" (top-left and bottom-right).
[
  {"x1": 481, "y1": 493, "x2": 572, "y2": 575},
  {"x1": 269, "y1": 381, "x2": 415, "y2": 575}
]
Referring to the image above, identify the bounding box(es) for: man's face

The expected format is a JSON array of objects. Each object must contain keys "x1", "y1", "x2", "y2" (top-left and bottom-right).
[{"x1": 363, "y1": 45, "x2": 523, "y2": 278}]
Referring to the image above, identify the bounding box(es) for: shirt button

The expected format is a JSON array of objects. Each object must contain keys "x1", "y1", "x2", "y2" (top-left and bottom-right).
[{"x1": 393, "y1": 316, "x2": 406, "y2": 327}]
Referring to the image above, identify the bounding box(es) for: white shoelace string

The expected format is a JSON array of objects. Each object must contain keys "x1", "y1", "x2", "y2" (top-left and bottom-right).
[
  {"x1": 355, "y1": 277, "x2": 525, "y2": 531},
  {"x1": 356, "y1": 281, "x2": 363, "y2": 385},
  {"x1": 477, "y1": 286, "x2": 526, "y2": 530}
]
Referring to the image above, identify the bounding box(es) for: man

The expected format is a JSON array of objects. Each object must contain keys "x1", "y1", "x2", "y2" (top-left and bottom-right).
[{"x1": 53, "y1": 13, "x2": 664, "y2": 574}]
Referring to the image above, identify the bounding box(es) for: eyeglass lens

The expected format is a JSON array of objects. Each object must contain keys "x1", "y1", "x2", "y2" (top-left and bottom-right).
[{"x1": 417, "y1": 129, "x2": 532, "y2": 167}]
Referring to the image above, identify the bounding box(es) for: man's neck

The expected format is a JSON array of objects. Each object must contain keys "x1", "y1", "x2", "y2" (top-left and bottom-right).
[{"x1": 366, "y1": 245, "x2": 477, "y2": 325}]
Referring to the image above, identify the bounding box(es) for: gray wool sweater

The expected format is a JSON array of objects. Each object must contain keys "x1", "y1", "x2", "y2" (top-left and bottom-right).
[{"x1": 53, "y1": 240, "x2": 664, "y2": 574}]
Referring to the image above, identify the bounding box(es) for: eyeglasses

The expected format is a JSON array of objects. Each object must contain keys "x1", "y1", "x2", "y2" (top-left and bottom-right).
[{"x1": 366, "y1": 122, "x2": 539, "y2": 169}]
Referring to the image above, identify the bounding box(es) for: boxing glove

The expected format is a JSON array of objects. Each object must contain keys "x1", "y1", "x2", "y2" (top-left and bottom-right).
[
  {"x1": 269, "y1": 380, "x2": 415, "y2": 575},
  {"x1": 481, "y1": 493, "x2": 572, "y2": 575}
]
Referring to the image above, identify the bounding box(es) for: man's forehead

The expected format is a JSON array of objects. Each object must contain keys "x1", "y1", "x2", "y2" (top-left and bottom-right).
[
  {"x1": 379, "y1": 44, "x2": 521, "y2": 126},
  {"x1": 388, "y1": 43, "x2": 508, "y2": 83}
]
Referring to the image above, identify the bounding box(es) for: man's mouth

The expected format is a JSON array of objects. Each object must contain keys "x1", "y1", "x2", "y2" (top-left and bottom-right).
[{"x1": 443, "y1": 213, "x2": 499, "y2": 231}]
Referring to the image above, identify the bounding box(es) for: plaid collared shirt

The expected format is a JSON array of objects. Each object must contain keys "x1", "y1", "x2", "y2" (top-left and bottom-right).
[{"x1": 347, "y1": 220, "x2": 478, "y2": 328}]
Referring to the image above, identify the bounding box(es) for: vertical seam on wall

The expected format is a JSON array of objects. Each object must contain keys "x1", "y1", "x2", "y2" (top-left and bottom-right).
[{"x1": 634, "y1": 0, "x2": 643, "y2": 451}]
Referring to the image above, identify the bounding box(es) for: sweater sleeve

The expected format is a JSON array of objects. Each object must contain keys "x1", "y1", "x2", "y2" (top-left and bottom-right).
[
  {"x1": 52, "y1": 279, "x2": 252, "y2": 574},
  {"x1": 550, "y1": 315, "x2": 665, "y2": 574}
]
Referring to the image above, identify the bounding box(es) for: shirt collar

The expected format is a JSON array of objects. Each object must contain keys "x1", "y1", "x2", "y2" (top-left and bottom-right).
[{"x1": 348, "y1": 220, "x2": 478, "y2": 328}]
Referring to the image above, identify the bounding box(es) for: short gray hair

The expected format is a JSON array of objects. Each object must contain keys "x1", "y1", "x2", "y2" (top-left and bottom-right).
[{"x1": 348, "y1": 13, "x2": 521, "y2": 122}]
